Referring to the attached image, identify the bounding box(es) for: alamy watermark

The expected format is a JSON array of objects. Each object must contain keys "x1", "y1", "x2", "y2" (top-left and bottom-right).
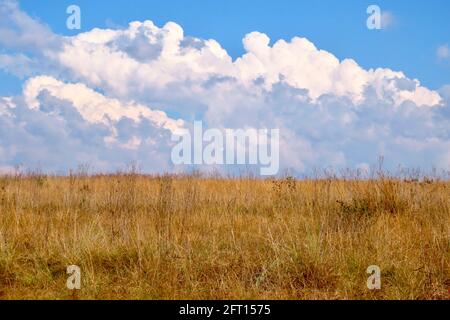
[
  {"x1": 367, "y1": 265, "x2": 381, "y2": 290},
  {"x1": 366, "y1": 5, "x2": 382, "y2": 30},
  {"x1": 66, "y1": 265, "x2": 81, "y2": 290},
  {"x1": 66, "y1": 5, "x2": 81, "y2": 30},
  {"x1": 171, "y1": 122, "x2": 280, "y2": 176}
]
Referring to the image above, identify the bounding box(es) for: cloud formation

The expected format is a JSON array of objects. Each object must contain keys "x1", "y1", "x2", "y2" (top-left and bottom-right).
[{"x1": 0, "y1": 0, "x2": 449, "y2": 174}]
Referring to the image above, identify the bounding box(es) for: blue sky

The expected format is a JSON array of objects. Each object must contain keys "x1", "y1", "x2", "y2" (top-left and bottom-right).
[
  {"x1": 0, "y1": 0, "x2": 449, "y2": 174},
  {"x1": 5, "y1": 0, "x2": 447, "y2": 94}
]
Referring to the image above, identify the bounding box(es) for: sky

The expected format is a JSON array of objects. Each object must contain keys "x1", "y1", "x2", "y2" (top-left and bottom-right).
[
  {"x1": 14, "y1": 0, "x2": 450, "y2": 91},
  {"x1": 0, "y1": 0, "x2": 449, "y2": 175}
]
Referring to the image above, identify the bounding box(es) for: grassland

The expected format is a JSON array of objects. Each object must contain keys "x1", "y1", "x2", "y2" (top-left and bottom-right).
[{"x1": 0, "y1": 171, "x2": 448, "y2": 300}]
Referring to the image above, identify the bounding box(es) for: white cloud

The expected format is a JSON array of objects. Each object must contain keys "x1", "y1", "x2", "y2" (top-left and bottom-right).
[
  {"x1": 23, "y1": 76, "x2": 185, "y2": 135},
  {"x1": 0, "y1": 1, "x2": 449, "y2": 174},
  {"x1": 381, "y1": 11, "x2": 395, "y2": 29},
  {"x1": 0, "y1": 88, "x2": 178, "y2": 173},
  {"x1": 47, "y1": 22, "x2": 441, "y2": 108},
  {"x1": 0, "y1": 0, "x2": 59, "y2": 51},
  {"x1": 437, "y1": 44, "x2": 450, "y2": 60}
]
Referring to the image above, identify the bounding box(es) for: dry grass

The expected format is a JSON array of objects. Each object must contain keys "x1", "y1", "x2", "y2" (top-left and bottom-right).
[{"x1": 0, "y1": 171, "x2": 449, "y2": 300}]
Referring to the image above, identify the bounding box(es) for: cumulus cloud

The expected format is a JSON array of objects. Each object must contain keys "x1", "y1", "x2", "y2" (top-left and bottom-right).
[
  {"x1": 23, "y1": 76, "x2": 185, "y2": 134},
  {"x1": 49, "y1": 23, "x2": 441, "y2": 109},
  {"x1": 0, "y1": 0, "x2": 449, "y2": 174},
  {"x1": 0, "y1": 0, "x2": 59, "y2": 51},
  {"x1": 0, "y1": 87, "x2": 179, "y2": 173},
  {"x1": 0, "y1": 0, "x2": 62, "y2": 79}
]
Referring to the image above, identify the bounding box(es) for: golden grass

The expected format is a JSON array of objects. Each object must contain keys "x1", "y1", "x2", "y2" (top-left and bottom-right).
[{"x1": 0, "y1": 172, "x2": 448, "y2": 300}]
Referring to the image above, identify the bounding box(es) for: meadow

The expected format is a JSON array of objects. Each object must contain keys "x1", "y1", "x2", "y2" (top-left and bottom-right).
[{"x1": 0, "y1": 170, "x2": 448, "y2": 300}]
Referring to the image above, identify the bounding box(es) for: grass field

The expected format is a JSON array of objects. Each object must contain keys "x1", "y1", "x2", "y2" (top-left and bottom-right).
[{"x1": 0, "y1": 171, "x2": 449, "y2": 300}]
